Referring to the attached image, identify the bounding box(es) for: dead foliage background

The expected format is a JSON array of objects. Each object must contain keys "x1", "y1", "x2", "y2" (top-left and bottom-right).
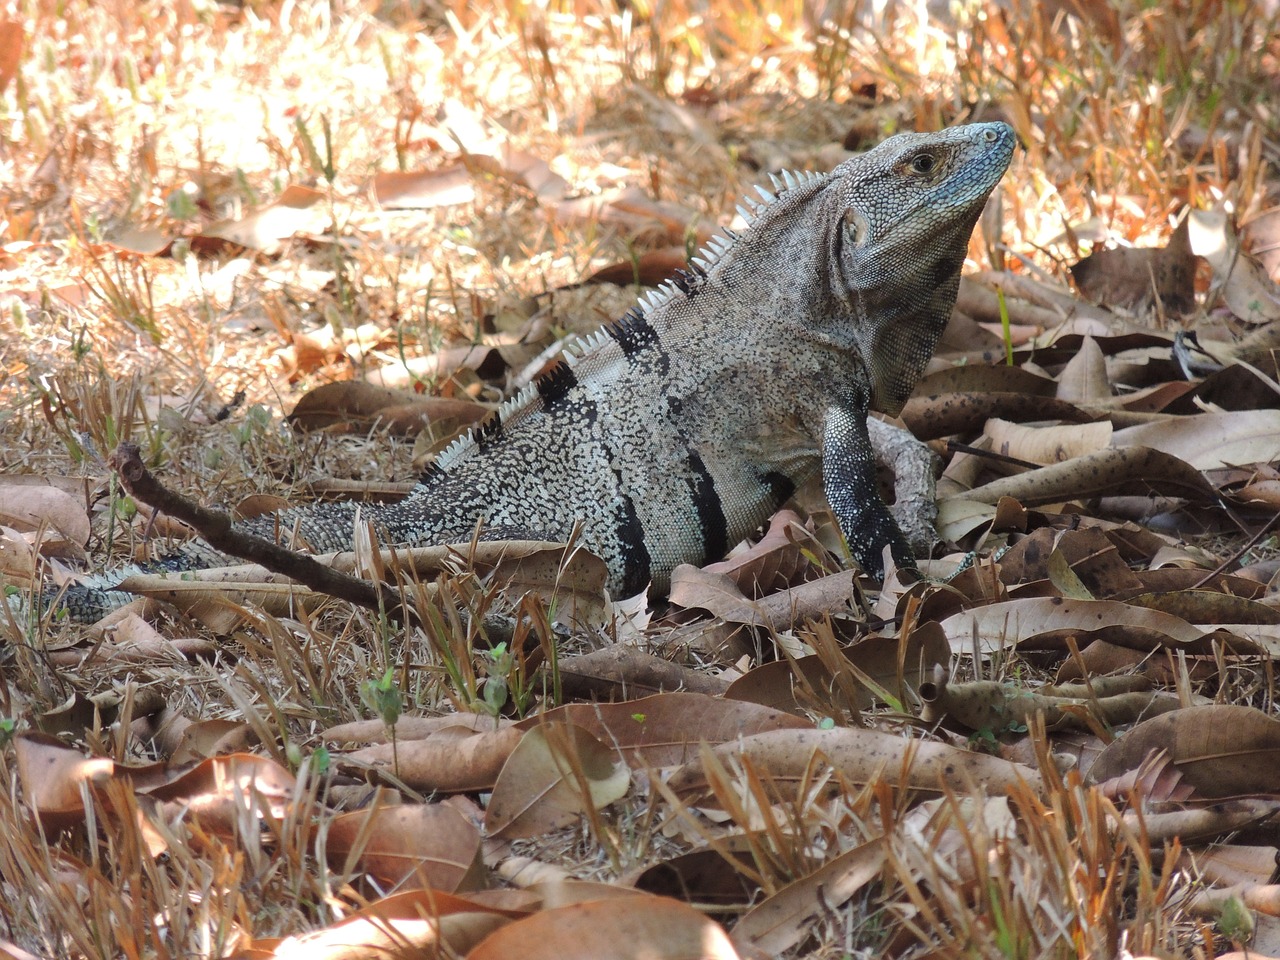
[{"x1": 1, "y1": 0, "x2": 1280, "y2": 957}]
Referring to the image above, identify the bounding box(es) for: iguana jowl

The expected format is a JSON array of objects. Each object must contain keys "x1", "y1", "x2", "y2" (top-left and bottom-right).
[{"x1": 52, "y1": 122, "x2": 1015, "y2": 622}]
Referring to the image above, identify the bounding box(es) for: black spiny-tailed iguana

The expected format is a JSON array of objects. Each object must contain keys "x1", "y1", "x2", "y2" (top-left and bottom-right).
[{"x1": 46, "y1": 122, "x2": 1016, "y2": 622}]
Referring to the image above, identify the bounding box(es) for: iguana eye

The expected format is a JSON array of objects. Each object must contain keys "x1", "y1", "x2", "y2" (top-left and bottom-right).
[{"x1": 910, "y1": 152, "x2": 936, "y2": 174}]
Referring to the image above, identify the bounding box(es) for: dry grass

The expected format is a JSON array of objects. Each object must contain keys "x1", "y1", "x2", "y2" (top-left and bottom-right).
[{"x1": 0, "y1": 0, "x2": 1277, "y2": 956}]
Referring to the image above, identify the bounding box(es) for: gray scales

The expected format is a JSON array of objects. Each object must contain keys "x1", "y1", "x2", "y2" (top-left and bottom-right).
[{"x1": 48, "y1": 122, "x2": 1016, "y2": 623}]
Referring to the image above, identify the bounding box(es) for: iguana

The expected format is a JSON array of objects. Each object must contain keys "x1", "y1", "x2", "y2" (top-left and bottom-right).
[{"x1": 45, "y1": 122, "x2": 1015, "y2": 623}]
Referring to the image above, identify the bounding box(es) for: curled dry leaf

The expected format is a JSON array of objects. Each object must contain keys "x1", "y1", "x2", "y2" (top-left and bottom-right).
[
  {"x1": 918, "y1": 665, "x2": 1180, "y2": 733},
  {"x1": 900, "y1": 391, "x2": 1094, "y2": 441},
  {"x1": 666, "y1": 727, "x2": 1044, "y2": 805},
  {"x1": 731, "y1": 839, "x2": 886, "y2": 957},
  {"x1": 287, "y1": 381, "x2": 489, "y2": 436},
  {"x1": 629, "y1": 835, "x2": 762, "y2": 909},
  {"x1": 1111, "y1": 410, "x2": 1280, "y2": 470},
  {"x1": 0, "y1": 484, "x2": 90, "y2": 562},
  {"x1": 1055, "y1": 334, "x2": 1111, "y2": 402},
  {"x1": 516, "y1": 691, "x2": 811, "y2": 767},
  {"x1": 914, "y1": 361, "x2": 1057, "y2": 397},
  {"x1": 1069, "y1": 217, "x2": 1196, "y2": 316},
  {"x1": 270, "y1": 888, "x2": 525, "y2": 960},
  {"x1": 702, "y1": 509, "x2": 822, "y2": 597},
  {"x1": 1188, "y1": 206, "x2": 1280, "y2": 324},
  {"x1": 466, "y1": 895, "x2": 741, "y2": 960},
  {"x1": 1088, "y1": 704, "x2": 1280, "y2": 798},
  {"x1": 1131, "y1": 799, "x2": 1280, "y2": 846},
  {"x1": 322, "y1": 713, "x2": 513, "y2": 745},
  {"x1": 117, "y1": 540, "x2": 608, "y2": 630},
  {"x1": 556, "y1": 645, "x2": 729, "y2": 701},
  {"x1": 959, "y1": 446, "x2": 1216, "y2": 506},
  {"x1": 668, "y1": 564, "x2": 858, "y2": 630},
  {"x1": 725, "y1": 625, "x2": 949, "y2": 715},
  {"x1": 940, "y1": 596, "x2": 1261, "y2": 656},
  {"x1": 141, "y1": 753, "x2": 297, "y2": 832},
  {"x1": 343, "y1": 724, "x2": 524, "y2": 793},
  {"x1": 195, "y1": 184, "x2": 328, "y2": 254},
  {"x1": 983, "y1": 417, "x2": 1113, "y2": 465},
  {"x1": 45, "y1": 612, "x2": 217, "y2": 668},
  {"x1": 15, "y1": 733, "x2": 116, "y2": 827},
  {"x1": 1184, "y1": 844, "x2": 1280, "y2": 889},
  {"x1": 325, "y1": 802, "x2": 484, "y2": 892},
  {"x1": 373, "y1": 164, "x2": 476, "y2": 208},
  {"x1": 484, "y1": 722, "x2": 630, "y2": 839}
]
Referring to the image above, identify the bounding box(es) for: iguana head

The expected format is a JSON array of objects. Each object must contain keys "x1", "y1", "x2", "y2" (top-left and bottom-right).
[{"x1": 828, "y1": 121, "x2": 1016, "y2": 414}]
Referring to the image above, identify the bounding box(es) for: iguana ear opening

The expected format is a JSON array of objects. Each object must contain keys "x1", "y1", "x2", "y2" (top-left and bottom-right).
[{"x1": 843, "y1": 207, "x2": 870, "y2": 248}]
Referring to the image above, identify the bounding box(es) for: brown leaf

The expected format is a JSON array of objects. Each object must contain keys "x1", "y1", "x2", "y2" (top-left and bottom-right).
[
  {"x1": 940, "y1": 596, "x2": 1258, "y2": 656},
  {"x1": 101, "y1": 224, "x2": 171, "y2": 257},
  {"x1": 725, "y1": 625, "x2": 949, "y2": 715},
  {"x1": 918, "y1": 666, "x2": 1176, "y2": 733},
  {"x1": 270, "y1": 888, "x2": 523, "y2": 960},
  {"x1": 326, "y1": 803, "x2": 484, "y2": 892},
  {"x1": 373, "y1": 165, "x2": 475, "y2": 208},
  {"x1": 582, "y1": 247, "x2": 690, "y2": 287},
  {"x1": 731, "y1": 839, "x2": 886, "y2": 956},
  {"x1": 914, "y1": 362, "x2": 1058, "y2": 397},
  {"x1": 1070, "y1": 217, "x2": 1196, "y2": 315},
  {"x1": 465, "y1": 895, "x2": 741, "y2": 960},
  {"x1": 669, "y1": 565, "x2": 857, "y2": 630},
  {"x1": 141, "y1": 753, "x2": 297, "y2": 832},
  {"x1": 0, "y1": 19, "x2": 23, "y2": 95},
  {"x1": 517, "y1": 692, "x2": 811, "y2": 767},
  {"x1": 0, "y1": 483, "x2": 90, "y2": 550},
  {"x1": 1088, "y1": 705, "x2": 1280, "y2": 797},
  {"x1": 45, "y1": 612, "x2": 217, "y2": 668},
  {"x1": 288, "y1": 381, "x2": 489, "y2": 436},
  {"x1": 366, "y1": 344, "x2": 506, "y2": 390},
  {"x1": 997, "y1": 525, "x2": 1146, "y2": 597},
  {"x1": 1188, "y1": 206, "x2": 1280, "y2": 324},
  {"x1": 14, "y1": 733, "x2": 116, "y2": 827},
  {"x1": 322, "y1": 713, "x2": 514, "y2": 745},
  {"x1": 983, "y1": 417, "x2": 1112, "y2": 465},
  {"x1": 629, "y1": 836, "x2": 761, "y2": 909},
  {"x1": 167, "y1": 718, "x2": 259, "y2": 763},
  {"x1": 1055, "y1": 335, "x2": 1111, "y2": 402},
  {"x1": 343, "y1": 724, "x2": 524, "y2": 793},
  {"x1": 194, "y1": 185, "x2": 328, "y2": 254},
  {"x1": 1185, "y1": 844, "x2": 1280, "y2": 888},
  {"x1": 702, "y1": 510, "x2": 823, "y2": 597},
  {"x1": 900, "y1": 391, "x2": 1093, "y2": 441},
  {"x1": 484, "y1": 723, "x2": 629, "y2": 839},
  {"x1": 1111, "y1": 411, "x2": 1280, "y2": 470},
  {"x1": 958, "y1": 446, "x2": 1216, "y2": 505},
  {"x1": 556, "y1": 646, "x2": 729, "y2": 702},
  {"x1": 666, "y1": 727, "x2": 1044, "y2": 805}
]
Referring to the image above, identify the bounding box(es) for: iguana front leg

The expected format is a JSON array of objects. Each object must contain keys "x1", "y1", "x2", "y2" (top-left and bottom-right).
[{"x1": 823, "y1": 393, "x2": 919, "y2": 579}]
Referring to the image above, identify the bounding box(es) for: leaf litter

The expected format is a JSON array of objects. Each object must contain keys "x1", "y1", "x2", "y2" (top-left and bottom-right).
[{"x1": 1, "y1": 1, "x2": 1279, "y2": 958}]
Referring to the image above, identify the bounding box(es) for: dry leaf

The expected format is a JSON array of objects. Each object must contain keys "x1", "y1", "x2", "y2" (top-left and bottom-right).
[
  {"x1": 667, "y1": 727, "x2": 1044, "y2": 804},
  {"x1": 1088, "y1": 704, "x2": 1280, "y2": 797},
  {"x1": 485, "y1": 723, "x2": 629, "y2": 839},
  {"x1": 466, "y1": 895, "x2": 741, "y2": 960},
  {"x1": 195, "y1": 185, "x2": 328, "y2": 254},
  {"x1": 326, "y1": 803, "x2": 484, "y2": 892}
]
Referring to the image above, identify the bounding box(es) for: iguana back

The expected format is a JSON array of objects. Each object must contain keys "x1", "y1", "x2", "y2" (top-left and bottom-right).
[{"x1": 50, "y1": 122, "x2": 1015, "y2": 622}]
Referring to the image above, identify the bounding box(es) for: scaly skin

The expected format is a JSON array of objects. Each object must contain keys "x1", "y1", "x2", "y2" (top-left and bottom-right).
[{"x1": 48, "y1": 123, "x2": 1016, "y2": 623}]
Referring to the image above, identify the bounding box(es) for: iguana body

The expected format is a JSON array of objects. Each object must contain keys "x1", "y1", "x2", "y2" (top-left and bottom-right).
[{"x1": 52, "y1": 122, "x2": 1015, "y2": 622}]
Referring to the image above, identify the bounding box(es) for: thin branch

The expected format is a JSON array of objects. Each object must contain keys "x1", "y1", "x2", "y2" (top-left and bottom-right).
[{"x1": 109, "y1": 442, "x2": 414, "y2": 625}]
